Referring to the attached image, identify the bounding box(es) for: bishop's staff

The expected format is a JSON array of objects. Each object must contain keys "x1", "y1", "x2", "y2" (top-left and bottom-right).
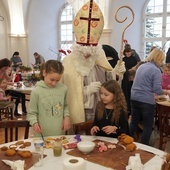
[{"x1": 114, "y1": 6, "x2": 134, "y2": 85}]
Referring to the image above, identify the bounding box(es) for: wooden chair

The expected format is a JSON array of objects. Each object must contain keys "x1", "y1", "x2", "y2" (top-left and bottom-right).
[
  {"x1": 156, "y1": 103, "x2": 170, "y2": 150},
  {"x1": 25, "y1": 93, "x2": 30, "y2": 102},
  {"x1": 0, "y1": 107, "x2": 13, "y2": 121},
  {"x1": 0, "y1": 120, "x2": 30, "y2": 143},
  {"x1": 73, "y1": 120, "x2": 93, "y2": 135}
]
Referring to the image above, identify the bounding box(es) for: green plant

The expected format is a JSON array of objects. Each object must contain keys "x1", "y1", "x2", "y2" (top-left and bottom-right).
[
  {"x1": 19, "y1": 65, "x2": 32, "y2": 72},
  {"x1": 27, "y1": 73, "x2": 40, "y2": 82}
]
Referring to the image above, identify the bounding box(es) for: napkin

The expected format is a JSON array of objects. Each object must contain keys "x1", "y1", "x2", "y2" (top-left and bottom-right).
[
  {"x1": 2, "y1": 160, "x2": 25, "y2": 170},
  {"x1": 126, "y1": 153, "x2": 143, "y2": 170}
]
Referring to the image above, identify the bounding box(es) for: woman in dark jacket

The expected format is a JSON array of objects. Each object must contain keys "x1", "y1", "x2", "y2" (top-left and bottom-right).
[
  {"x1": 166, "y1": 47, "x2": 170, "y2": 63},
  {"x1": 10, "y1": 51, "x2": 23, "y2": 71}
]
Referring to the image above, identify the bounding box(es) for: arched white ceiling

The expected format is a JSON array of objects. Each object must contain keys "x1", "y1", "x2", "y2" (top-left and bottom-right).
[{"x1": 1, "y1": 0, "x2": 112, "y2": 36}]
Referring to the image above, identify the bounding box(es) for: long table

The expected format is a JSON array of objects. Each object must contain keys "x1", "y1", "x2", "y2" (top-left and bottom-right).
[
  {"x1": 8, "y1": 82, "x2": 35, "y2": 94},
  {"x1": 0, "y1": 135, "x2": 165, "y2": 170},
  {"x1": 156, "y1": 100, "x2": 170, "y2": 107}
]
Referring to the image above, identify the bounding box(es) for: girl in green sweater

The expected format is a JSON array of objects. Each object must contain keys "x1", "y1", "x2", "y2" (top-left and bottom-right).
[{"x1": 27, "y1": 60, "x2": 70, "y2": 137}]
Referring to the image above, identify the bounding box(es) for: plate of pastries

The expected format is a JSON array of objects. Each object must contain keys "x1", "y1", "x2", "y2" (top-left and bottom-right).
[
  {"x1": 0, "y1": 140, "x2": 32, "y2": 158},
  {"x1": 44, "y1": 136, "x2": 69, "y2": 149}
]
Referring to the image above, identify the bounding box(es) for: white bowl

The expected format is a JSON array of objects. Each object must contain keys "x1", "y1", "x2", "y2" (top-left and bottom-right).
[{"x1": 77, "y1": 141, "x2": 95, "y2": 154}]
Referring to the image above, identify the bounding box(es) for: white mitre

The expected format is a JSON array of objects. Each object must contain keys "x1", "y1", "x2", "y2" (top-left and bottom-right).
[{"x1": 72, "y1": 0, "x2": 112, "y2": 76}]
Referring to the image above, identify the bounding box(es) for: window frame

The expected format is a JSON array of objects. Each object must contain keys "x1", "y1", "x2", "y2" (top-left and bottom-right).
[
  {"x1": 143, "y1": 0, "x2": 170, "y2": 58},
  {"x1": 58, "y1": 2, "x2": 75, "y2": 61}
]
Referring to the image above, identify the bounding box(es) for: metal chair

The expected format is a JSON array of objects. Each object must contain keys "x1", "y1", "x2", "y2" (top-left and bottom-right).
[
  {"x1": 73, "y1": 120, "x2": 93, "y2": 135},
  {"x1": 0, "y1": 119, "x2": 30, "y2": 143},
  {"x1": 156, "y1": 103, "x2": 170, "y2": 150}
]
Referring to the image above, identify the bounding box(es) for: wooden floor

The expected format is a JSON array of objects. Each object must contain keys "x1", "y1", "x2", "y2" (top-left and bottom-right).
[{"x1": 0, "y1": 100, "x2": 32, "y2": 144}]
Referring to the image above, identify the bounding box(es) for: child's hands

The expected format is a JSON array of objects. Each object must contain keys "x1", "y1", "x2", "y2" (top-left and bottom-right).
[
  {"x1": 102, "y1": 126, "x2": 117, "y2": 134},
  {"x1": 33, "y1": 122, "x2": 42, "y2": 134},
  {"x1": 62, "y1": 116, "x2": 71, "y2": 132},
  {"x1": 7, "y1": 82, "x2": 14, "y2": 86},
  {"x1": 90, "y1": 126, "x2": 100, "y2": 135},
  {"x1": 7, "y1": 95, "x2": 11, "y2": 100}
]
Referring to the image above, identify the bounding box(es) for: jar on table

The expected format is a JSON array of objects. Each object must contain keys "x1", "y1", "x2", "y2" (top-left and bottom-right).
[{"x1": 33, "y1": 139, "x2": 44, "y2": 167}]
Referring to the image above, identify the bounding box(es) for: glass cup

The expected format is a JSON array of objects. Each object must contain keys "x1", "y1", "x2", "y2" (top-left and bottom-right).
[
  {"x1": 32, "y1": 152, "x2": 43, "y2": 167},
  {"x1": 52, "y1": 139, "x2": 62, "y2": 157},
  {"x1": 33, "y1": 139, "x2": 44, "y2": 167}
]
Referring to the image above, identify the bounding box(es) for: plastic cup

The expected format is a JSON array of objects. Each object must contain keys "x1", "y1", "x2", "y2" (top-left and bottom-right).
[
  {"x1": 32, "y1": 152, "x2": 43, "y2": 167},
  {"x1": 52, "y1": 139, "x2": 62, "y2": 157},
  {"x1": 33, "y1": 139, "x2": 44, "y2": 166}
]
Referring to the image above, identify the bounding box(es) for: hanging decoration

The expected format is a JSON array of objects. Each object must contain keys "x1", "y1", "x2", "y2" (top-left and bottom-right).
[
  {"x1": 123, "y1": 39, "x2": 128, "y2": 44},
  {"x1": 59, "y1": 49, "x2": 72, "y2": 56}
]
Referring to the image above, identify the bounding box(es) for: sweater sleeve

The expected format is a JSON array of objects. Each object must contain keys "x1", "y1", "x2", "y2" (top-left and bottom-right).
[
  {"x1": 152, "y1": 69, "x2": 163, "y2": 95},
  {"x1": 92, "y1": 110, "x2": 98, "y2": 127},
  {"x1": 63, "y1": 89, "x2": 70, "y2": 117},
  {"x1": 27, "y1": 90, "x2": 39, "y2": 126},
  {"x1": 40, "y1": 56, "x2": 45, "y2": 64},
  {"x1": 116, "y1": 110, "x2": 129, "y2": 136}
]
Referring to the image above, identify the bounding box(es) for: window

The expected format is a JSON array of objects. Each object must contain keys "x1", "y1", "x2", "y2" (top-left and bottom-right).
[
  {"x1": 144, "y1": 0, "x2": 170, "y2": 58},
  {"x1": 59, "y1": 3, "x2": 74, "y2": 61}
]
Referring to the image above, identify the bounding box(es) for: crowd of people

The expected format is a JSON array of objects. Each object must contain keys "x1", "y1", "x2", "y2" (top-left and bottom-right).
[
  {"x1": 26, "y1": 45, "x2": 170, "y2": 146},
  {"x1": 0, "y1": 45, "x2": 169, "y2": 146},
  {"x1": 0, "y1": 58, "x2": 27, "y2": 116},
  {"x1": 1, "y1": 0, "x2": 170, "y2": 148},
  {"x1": 0, "y1": 51, "x2": 45, "y2": 117}
]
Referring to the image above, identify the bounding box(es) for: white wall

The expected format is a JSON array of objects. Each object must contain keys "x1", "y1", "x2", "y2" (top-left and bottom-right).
[
  {"x1": 110, "y1": 0, "x2": 147, "y2": 60},
  {"x1": 27, "y1": 0, "x2": 64, "y2": 65},
  {"x1": 0, "y1": 17, "x2": 7, "y2": 59},
  {"x1": 28, "y1": 0, "x2": 148, "y2": 62},
  {"x1": 0, "y1": 1, "x2": 8, "y2": 59},
  {"x1": 0, "y1": 0, "x2": 149, "y2": 64}
]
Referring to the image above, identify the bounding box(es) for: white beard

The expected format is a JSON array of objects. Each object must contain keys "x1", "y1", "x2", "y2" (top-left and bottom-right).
[{"x1": 71, "y1": 44, "x2": 103, "y2": 76}]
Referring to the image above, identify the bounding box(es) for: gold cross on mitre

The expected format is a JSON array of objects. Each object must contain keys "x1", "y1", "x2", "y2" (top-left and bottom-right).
[{"x1": 73, "y1": 0, "x2": 104, "y2": 46}]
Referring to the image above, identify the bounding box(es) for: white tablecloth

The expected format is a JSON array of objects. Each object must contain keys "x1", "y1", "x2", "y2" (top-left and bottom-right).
[
  {"x1": 0, "y1": 135, "x2": 165, "y2": 170},
  {"x1": 8, "y1": 82, "x2": 34, "y2": 94}
]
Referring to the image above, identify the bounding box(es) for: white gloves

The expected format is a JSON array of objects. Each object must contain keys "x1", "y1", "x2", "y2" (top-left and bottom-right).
[
  {"x1": 86, "y1": 81, "x2": 101, "y2": 95},
  {"x1": 84, "y1": 81, "x2": 101, "y2": 109},
  {"x1": 114, "y1": 60, "x2": 126, "y2": 75}
]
